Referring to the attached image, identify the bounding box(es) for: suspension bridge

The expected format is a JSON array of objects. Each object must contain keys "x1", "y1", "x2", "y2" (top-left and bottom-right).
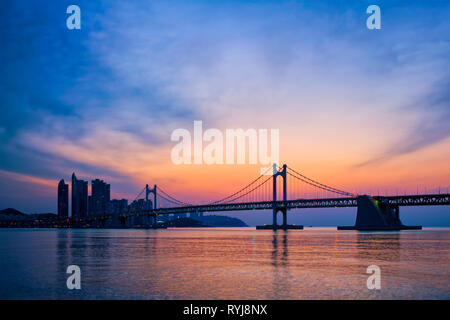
[
  {"x1": 127, "y1": 164, "x2": 450, "y2": 230},
  {"x1": 76, "y1": 164, "x2": 450, "y2": 230}
]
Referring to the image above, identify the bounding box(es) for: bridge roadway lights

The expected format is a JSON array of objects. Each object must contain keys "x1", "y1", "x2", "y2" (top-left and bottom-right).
[{"x1": 338, "y1": 195, "x2": 422, "y2": 231}]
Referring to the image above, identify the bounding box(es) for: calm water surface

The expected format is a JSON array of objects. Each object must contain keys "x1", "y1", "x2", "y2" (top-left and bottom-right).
[{"x1": 0, "y1": 227, "x2": 449, "y2": 299}]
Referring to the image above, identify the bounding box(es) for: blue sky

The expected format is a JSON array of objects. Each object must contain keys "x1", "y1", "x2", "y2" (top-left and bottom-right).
[{"x1": 0, "y1": 1, "x2": 449, "y2": 226}]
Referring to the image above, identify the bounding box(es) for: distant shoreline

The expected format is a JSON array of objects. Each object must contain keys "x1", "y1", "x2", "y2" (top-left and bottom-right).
[{"x1": 0, "y1": 209, "x2": 248, "y2": 228}]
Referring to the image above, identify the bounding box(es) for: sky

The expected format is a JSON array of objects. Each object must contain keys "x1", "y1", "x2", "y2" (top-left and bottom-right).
[{"x1": 0, "y1": 0, "x2": 449, "y2": 225}]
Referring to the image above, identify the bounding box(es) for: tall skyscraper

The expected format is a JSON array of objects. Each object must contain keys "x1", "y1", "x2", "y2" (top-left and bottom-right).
[
  {"x1": 57, "y1": 179, "x2": 69, "y2": 218},
  {"x1": 89, "y1": 179, "x2": 111, "y2": 216},
  {"x1": 72, "y1": 173, "x2": 88, "y2": 219}
]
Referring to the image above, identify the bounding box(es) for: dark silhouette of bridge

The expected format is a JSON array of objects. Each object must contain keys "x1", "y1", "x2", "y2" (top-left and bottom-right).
[{"x1": 73, "y1": 164, "x2": 450, "y2": 230}]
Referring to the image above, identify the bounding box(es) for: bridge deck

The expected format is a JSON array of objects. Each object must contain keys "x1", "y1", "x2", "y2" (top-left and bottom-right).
[{"x1": 152, "y1": 193, "x2": 449, "y2": 215}]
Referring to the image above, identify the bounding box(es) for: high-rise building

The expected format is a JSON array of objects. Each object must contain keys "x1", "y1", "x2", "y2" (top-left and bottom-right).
[
  {"x1": 128, "y1": 199, "x2": 151, "y2": 212},
  {"x1": 128, "y1": 198, "x2": 152, "y2": 226},
  {"x1": 105, "y1": 199, "x2": 129, "y2": 227},
  {"x1": 57, "y1": 179, "x2": 69, "y2": 218},
  {"x1": 107, "y1": 199, "x2": 128, "y2": 215},
  {"x1": 72, "y1": 173, "x2": 88, "y2": 219},
  {"x1": 89, "y1": 179, "x2": 110, "y2": 216}
]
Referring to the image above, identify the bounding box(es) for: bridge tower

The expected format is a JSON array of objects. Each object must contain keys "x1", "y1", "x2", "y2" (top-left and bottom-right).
[
  {"x1": 257, "y1": 164, "x2": 302, "y2": 230},
  {"x1": 272, "y1": 164, "x2": 287, "y2": 227},
  {"x1": 146, "y1": 184, "x2": 157, "y2": 225}
]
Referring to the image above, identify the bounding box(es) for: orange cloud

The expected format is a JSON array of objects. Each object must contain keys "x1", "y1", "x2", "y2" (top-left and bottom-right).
[{"x1": 0, "y1": 169, "x2": 56, "y2": 189}]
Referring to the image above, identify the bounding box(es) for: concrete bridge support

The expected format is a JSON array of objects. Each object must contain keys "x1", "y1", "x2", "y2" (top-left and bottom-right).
[{"x1": 338, "y1": 195, "x2": 421, "y2": 230}]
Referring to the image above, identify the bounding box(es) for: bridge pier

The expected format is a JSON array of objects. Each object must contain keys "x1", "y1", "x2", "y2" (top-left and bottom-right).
[
  {"x1": 272, "y1": 208, "x2": 277, "y2": 226},
  {"x1": 271, "y1": 207, "x2": 288, "y2": 226},
  {"x1": 259, "y1": 207, "x2": 302, "y2": 230},
  {"x1": 338, "y1": 195, "x2": 421, "y2": 231}
]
